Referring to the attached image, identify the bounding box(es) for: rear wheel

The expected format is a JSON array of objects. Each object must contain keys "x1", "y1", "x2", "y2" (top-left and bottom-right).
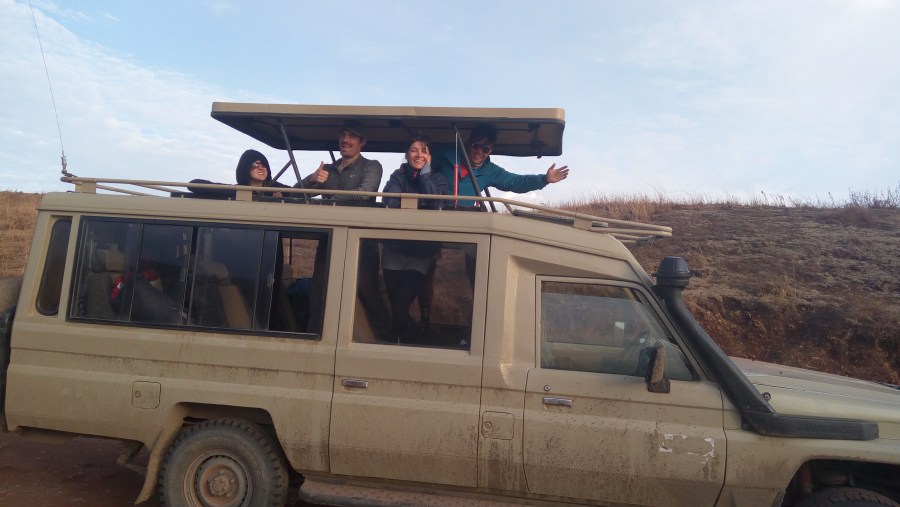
[
  {"x1": 797, "y1": 487, "x2": 898, "y2": 507},
  {"x1": 159, "y1": 418, "x2": 289, "y2": 507}
]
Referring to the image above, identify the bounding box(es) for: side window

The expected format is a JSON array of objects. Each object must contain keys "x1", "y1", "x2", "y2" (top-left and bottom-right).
[
  {"x1": 188, "y1": 227, "x2": 329, "y2": 336},
  {"x1": 353, "y1": 238, "x2": 474, "y2": 349},
  {"x1": 190, "y1": 227, "x2": 264, "y2": 330},
  {"x1": 540, "y1": 281, "x2": 693, "y2": 380},
  {"x1": 70, "y1": 218, "x2": 329, "y2": 338},
  {"x1": 35, "y1": 218, "x2": 72, "y2": 315},
  {"x1": 71, "y1": 220, "x2": 141, "y2": 321},
  {"x1": 267, "y1": 231, "x2": 330, "y2": 336},
  {"x1": 130, "y1": 224, "x2": 192, "y2": 325},
  {"x1": 72, "y1": 220, "x2": 190, "y2": 325}
]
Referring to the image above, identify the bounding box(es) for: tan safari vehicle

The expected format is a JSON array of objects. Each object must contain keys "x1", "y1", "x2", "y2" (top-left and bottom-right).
[{"x1": 1, "y1": 103, "x2": 898, "y2": 507}]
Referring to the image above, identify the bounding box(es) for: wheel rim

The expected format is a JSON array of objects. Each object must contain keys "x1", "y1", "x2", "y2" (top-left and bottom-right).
[{"x1": 188, "y1": 454, "x2": 251, "y2": 507}]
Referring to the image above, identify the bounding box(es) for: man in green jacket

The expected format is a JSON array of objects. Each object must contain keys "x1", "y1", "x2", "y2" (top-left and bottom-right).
[{"x1": 432, "y1": 123, "x2": 569, "y2": 206}]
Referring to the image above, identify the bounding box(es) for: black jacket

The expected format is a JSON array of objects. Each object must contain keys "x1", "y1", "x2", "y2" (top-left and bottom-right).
[{"x1": 190, "y1": 149, "x2": 288, "y2": 198}]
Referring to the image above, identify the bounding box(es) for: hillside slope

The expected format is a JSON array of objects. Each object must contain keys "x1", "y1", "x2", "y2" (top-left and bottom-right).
[{"x1": 623, "y1": 205, "x2": 898, "y2": 384}]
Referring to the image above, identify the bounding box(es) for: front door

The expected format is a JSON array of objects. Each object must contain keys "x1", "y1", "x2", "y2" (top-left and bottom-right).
[
  {"x1": 329, "y1": 230, "x2": 489, "y2": 487},
  {"x1": 524, "y1": 278, "x2": 726, "y2": 506}
]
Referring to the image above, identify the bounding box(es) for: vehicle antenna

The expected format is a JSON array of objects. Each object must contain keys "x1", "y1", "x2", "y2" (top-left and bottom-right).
[{"x1": 29, "y1": 1, "x2": 71, "y2": 177}]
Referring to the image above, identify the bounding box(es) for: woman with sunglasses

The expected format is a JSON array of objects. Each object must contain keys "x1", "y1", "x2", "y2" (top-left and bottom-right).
[
  {"x1": 189, "y1": 149, "x2": 288, "y2": 198},
  {"x1": 234, "y1": 149, "x2": 286, "y2": 197},
  {"x1": 432, "y1": 123, "x2": 570, "y2": 207}
]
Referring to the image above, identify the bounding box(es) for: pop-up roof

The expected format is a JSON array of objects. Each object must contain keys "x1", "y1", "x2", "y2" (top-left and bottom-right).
[{"x1": 211, "y1": 102, "x2": 565, "y2": 157}]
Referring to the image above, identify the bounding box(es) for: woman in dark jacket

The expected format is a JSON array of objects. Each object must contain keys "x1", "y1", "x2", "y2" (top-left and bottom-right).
[
  {"x1": 379, "y1": 136, "x2": 448, "y2": 343},
  {"x1": 190, "y1": 149, "x2": 288, "y2": 198},
  {"x1": 382, "y1": 136, "x2": 448, "y2": 209}
]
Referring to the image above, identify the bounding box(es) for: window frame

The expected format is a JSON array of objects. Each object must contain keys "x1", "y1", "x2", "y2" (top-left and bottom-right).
[
  {"x1": 66, "y1": 215, "x2": 332, "y2": 340},
  {"x1": 342, "y1": 228, "x2": 489, "y2": 356},
  {"x1": 35, "y1": 217, "x2": 73, "y2": 316},
  {"x1": 535, "y1": 275, "x2": 698, "y2": 380}
]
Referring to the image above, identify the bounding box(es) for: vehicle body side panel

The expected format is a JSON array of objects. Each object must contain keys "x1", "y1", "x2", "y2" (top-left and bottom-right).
[
  {"x1": 717, "y1": 419, "x2": 900, "y2": 506},
  {"x1": 6, "y1": 213, "x2": 348, "y2": 474}
]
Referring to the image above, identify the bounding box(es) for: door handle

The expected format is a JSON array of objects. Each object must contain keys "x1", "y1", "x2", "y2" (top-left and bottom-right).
[
  {"x1": 542, "y1": 397, "x2": 573, "y2": 407},
  {"x1": 341, "y1": 379, "x2": 369, "y2": 389}
]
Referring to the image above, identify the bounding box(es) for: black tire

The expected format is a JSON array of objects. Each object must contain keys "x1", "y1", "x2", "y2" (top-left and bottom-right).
[
  {"x1": 159, "y1": 418, "x2": 289, "y2": 507},
  {"x1": 0, "y1": 305, "x2": 16, "y2": 429},
  {"x1": 798, "y1": 487, "x2": 898, "y2": 507}
]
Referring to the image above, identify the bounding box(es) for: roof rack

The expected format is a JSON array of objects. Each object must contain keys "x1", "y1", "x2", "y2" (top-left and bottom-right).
[{"x1": 60, "y1": 176, "x2": 672, "y2": 244}]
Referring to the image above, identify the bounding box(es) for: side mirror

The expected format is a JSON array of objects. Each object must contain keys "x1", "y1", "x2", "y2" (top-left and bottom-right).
[{"x1": 645, "y1": 341, "x2": 671, "y2": 393}]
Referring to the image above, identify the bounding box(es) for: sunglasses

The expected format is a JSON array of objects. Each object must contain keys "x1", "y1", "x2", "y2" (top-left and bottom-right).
[
  {"x1": 250, "y1": 161, "x2": 267, "y2": 169},
  {"x1": 471, "y1": 142, "x2": 493, "y2": 154}
]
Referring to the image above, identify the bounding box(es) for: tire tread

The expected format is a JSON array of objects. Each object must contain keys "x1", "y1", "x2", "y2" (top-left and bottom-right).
[{"x1": 798, "y1": 487, "x2": 898, "y2": 507}]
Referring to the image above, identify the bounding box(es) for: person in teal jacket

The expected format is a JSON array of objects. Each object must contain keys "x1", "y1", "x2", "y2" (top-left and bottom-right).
[{"x1": 432, "y1": 123, "x2": 570, "y2": 206}]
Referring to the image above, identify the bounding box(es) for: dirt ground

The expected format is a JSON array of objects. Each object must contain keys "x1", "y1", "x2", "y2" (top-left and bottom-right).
[
  {"x1": 0, "y1": 431, "x2": 321, "y2": 507},
  {"x1": 0, "y1": 431, "x2": 157, "y2": 506}
]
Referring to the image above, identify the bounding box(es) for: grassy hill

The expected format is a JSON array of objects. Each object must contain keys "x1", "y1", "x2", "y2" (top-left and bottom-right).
[
  {"x1": 568, "y1": 194, "x2": 898, "y2": 384},
  {"x1": 2, "y1": 190, "x2": 897, "y2": 383}
]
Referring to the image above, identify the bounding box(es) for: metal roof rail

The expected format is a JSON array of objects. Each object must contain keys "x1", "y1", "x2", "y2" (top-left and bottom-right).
[{"x1": 61, "y1": 175, "x2": 672, "y2": 243}]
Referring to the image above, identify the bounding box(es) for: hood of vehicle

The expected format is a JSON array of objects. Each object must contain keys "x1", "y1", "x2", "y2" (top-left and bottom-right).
[{"x1": 731, "y1": 357, "x2": 900, "y2": 438}]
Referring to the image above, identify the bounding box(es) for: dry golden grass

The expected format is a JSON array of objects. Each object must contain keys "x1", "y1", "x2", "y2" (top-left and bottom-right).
[{"x1": 0, "y1": 192, "x2": 43, "y2": 278}]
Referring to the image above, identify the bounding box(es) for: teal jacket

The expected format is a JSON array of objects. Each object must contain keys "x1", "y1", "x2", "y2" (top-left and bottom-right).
[{"x1": 432, "y1": 145, "x2": 547, "y2": 205}]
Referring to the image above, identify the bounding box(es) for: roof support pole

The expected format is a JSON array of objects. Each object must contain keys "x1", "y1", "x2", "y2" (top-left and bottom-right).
[
  {"x1": 272, "y1": 161, "x2": 292, "y2": 181},
  {"x1": 454, "y1": 126, "x2": 493, "y2": 212},
  {"x1": 278, "y1": 120, "x2": 309, "y2": 203}
]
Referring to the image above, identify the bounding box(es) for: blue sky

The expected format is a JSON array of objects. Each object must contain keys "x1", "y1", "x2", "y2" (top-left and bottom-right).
[{"x1": 1, "y1": 0, "x2": 898, "y2": 204}]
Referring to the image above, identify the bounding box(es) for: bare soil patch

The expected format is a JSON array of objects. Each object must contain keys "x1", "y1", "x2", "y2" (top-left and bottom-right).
[{"x1": 0, "y1": 432, "x2": 158, "y2": 506}]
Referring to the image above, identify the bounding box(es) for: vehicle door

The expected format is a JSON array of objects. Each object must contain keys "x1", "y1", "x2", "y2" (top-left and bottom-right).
[
  {"x1": 524, "y1": 277, "x2": 726, "y2": 506},
  {"x1": 329, "y1": 229, "x2": 489, "y2": 487}
]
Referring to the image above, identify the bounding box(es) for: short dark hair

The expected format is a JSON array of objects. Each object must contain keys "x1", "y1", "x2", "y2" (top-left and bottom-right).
[{"x1": 467, "y1": 123, "x2": 497, "y2": 145}]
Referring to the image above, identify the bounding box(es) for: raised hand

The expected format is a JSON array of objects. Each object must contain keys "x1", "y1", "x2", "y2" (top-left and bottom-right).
[
  {"x1": 546, "y1": 164, "x2": 569, "y2": 184},
  {"x1": 313, "y1": 162, "x2": 329, "y2": 183}
]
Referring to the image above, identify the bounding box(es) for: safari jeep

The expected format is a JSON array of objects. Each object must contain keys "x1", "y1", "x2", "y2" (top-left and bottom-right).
[{"x1": 1, "y1": 103, "x2": 898, "y2": 507}]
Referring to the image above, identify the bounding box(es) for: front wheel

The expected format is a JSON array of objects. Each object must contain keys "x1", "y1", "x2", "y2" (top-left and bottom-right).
[
  {"x1": 797, "y1": 487, "x2": 898, "y2": 507},
  {"x1": 160, "y1": 418, "x2": 289, "y2": 507}
]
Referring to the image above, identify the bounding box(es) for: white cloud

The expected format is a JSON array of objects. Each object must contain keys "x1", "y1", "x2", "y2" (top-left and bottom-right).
[
  {"x1": 599, "y1": 1, "x2": 900, "y2": 198},
  {"x1": 1, "y1": 0, "x2": 897, "y2": 203},
  {"x1": 0, "y1": 0, "x2": 275, "y2": 192},
  {"x1": 30, "y1": 0, "x2": 91, "y2": 23}
]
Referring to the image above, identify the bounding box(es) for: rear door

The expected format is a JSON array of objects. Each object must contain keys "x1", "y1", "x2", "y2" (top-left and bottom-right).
[
  {"x1": 523, "y1": 278, "x2": 726, "y2": 506},
  {"x1": 329, "y1": 229, "x2": 489, "y2": 487}
]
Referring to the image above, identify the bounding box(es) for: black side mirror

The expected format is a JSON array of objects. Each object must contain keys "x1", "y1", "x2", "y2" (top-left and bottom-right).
[{"x1": 645, "y1": 341, "x2": 670, "y2": 393}]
